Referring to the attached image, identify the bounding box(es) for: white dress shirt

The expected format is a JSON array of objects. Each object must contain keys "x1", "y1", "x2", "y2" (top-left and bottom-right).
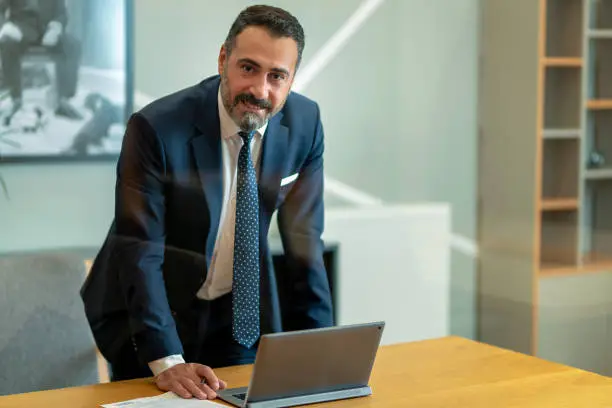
[{"x1": 148, "y1": 87, "x2": 268, "y2": 376}]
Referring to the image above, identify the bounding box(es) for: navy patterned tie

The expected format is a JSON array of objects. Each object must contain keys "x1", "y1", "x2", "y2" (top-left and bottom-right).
[{"x1": 232, "y1": 130, "x2": 260, "y2": 348}]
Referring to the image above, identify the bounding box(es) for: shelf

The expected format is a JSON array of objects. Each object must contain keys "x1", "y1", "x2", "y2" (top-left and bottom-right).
[
  {"x1": 542, "y1": 129, "x2": 581, "y2": 139},
  {"x1": 543, "y1": 58, "x2": 583, "y2": 68},
  {"x1": 540, "y1": 262, "x2": 612, "y2": 277},
  {"x1": 588, "y1": 30, "x2": 612, "y2": 39},
  {"x1": 585, "y1": 168, "x2": 612, "y2": 180},
  {"x1": 543, "y1": 57, "x2": 583, "y2": 67},
  {"x1": 541, "y1": 198, "x2": 579, "y2": 211},
  {"x1": 587, "y1": 100, "x2": 612, "y2": 110},
  {"x1": 545, "y1": 0, "x2": 583, "y2": 57},
  {"x1": 540, "y1": 253, "x2": 612, "y2": 277},
  {"x1": 540, "y1": 262, "x2": 579, "y2": 276},
  {"x1": 582, "y1": 252, "x2": 612, "y2": 267}
]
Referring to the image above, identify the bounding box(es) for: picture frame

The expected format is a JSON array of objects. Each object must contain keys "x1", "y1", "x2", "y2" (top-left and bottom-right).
[{"x1": 0, "y1": 0, "x2": 134, "y2": 163}]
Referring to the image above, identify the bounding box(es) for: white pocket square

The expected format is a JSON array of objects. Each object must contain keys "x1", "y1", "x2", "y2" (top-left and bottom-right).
[{"x1": 280, "y1": 173, "x2": 298, "y2": 186}]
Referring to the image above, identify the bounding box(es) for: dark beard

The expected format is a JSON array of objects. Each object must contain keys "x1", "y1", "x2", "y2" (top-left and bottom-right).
[
  {"x1": 238, "y1": 112, "x2": 261, "y2": 132},
  {"x1": 220, "y1": 73, "x2": 271, "y2": 131}
]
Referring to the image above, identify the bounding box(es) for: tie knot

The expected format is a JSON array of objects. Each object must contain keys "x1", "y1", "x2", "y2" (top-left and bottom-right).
[{"x1": 239, "y1": 131, "x2": 255, "y2": 145}]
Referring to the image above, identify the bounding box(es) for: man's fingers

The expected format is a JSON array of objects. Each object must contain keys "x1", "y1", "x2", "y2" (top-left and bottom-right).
[
  {"x1": 218, "y1": 379, "x2": 227, "y2": 390},
  {"x1": 184, "y1": 371, "x2": 215, "y2": 399},
  {"x1": 181, "y1": 378, "x2": 208, "y2": 400},
  {"x1": 154, "y1": 363, "x2": 223, "y2": 399},
  {"x1": 193, "y1": 364, "x2": 220, "y2": 390},
  {"x1": 198, "y1": 382, "x2": 218, "y2": 399},
  {"x1": 170, "y1": 381, "x2": 192, "y2": 399}
]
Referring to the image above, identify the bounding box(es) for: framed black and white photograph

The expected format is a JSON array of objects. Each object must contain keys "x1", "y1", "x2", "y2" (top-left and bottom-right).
[{"x1": 0, "y1": 0, "x2": 133, "y2": 162}]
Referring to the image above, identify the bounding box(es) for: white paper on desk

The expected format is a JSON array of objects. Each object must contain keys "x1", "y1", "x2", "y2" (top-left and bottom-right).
[{"x1": 101, "y1": 391, "x2": 227, "y2": 407}]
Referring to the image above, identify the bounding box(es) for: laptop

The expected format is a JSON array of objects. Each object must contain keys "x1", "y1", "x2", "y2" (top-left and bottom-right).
[{"x1": 218, "y1": 321, "x2": 385, "y2": 408}]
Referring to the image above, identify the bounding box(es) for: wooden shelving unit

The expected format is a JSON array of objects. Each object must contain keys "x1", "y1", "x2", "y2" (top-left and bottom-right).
[
  {"x1": 584, "y1": 0, "x2": 612, "y2": 278},
  {"x1": 478, "y1": 0, "x2": 612, "y2": 366},
  {"x1": 541, "y1": 198, "x2": 580, "y2": 211},
  {"x1": 543, "y1": 57, "x2": 584, "y2": 67},
  {"x1": 540, "y1": 261, "x2": 612, "y2": 276},
  {"x1": 542, "y1": 129, "x2": 582, "y2": 139},
  {"x1": 587, "y1": 100, "x2": 612, "y2": 109},
  {"x1": 585, "y1": 168, "x2": 612, "y2": 179}
]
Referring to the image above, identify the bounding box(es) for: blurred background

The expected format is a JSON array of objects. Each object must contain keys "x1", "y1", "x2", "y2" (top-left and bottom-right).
[{"x1": 1, "y1": 0, "x2": 611, "y2": 397}]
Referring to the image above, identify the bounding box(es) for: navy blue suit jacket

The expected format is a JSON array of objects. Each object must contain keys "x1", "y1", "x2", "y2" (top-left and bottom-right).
[{"x1": 80, "y1": 75, "x2": 334, "y2": 365}]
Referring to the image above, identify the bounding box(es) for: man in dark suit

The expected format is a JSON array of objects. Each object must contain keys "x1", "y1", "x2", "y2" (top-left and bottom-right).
[
  {"x1": 80, "y1": 4, "x2": 334, "y2": 401},
  {"x1": 0, "y1": 0, "x2": 82, "y2": 120}
]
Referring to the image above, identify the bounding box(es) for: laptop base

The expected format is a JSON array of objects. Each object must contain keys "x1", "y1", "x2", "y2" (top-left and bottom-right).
[{"x1": 218, "y1": 385, "x2": 372, "y2": 407}]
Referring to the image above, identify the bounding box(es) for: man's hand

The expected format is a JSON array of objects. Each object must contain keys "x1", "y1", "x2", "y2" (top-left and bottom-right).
[
  {"x1": 154, "y1": 363, "x2": 227, "y2": 400},
  {"x1": 42, "y1": 21, "x2": 62, "y2": 47},
  {"x1": 0, "y1": 22, "x2": 23, "y2": 43}
]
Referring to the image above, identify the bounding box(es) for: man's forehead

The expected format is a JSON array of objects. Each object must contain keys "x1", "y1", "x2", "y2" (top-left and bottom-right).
[{"x1": 231, "y1": 27, "x2": 298, "y2": 70}]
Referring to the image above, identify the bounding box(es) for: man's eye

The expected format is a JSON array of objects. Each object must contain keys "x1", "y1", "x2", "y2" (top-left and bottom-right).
[
  {"x1": 241, "y1": 65, "x2": 254, "y2": 73},
  {"x1": 271, "y1": 73, "x2": 285, "y2": 81}
]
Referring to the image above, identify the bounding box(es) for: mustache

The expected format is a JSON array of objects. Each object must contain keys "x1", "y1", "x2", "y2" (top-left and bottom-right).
[{"x1": 234, "y1": 93, "x2": 272, "y2": 110}]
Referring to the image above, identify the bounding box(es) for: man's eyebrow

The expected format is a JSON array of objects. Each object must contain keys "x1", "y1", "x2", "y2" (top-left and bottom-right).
[
  {"x1": 270, "y1": 67, "x2": 290, "y2": 77},
  {"x1": 238, "y1": 58, "x2": 290, "y2": 77},
  {"x1": 238, "y1": 58, "x2": 261, "y2": 68}
]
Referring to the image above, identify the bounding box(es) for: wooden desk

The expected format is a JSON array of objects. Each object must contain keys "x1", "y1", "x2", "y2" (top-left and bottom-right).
[{"x1": 2, "y1": 336, "x2": 612, "y2": 407}]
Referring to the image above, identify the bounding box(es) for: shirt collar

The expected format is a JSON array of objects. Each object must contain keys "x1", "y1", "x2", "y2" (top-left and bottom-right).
[{"x1": 217, "y1": 86, "x2": 268, "y2": 140}]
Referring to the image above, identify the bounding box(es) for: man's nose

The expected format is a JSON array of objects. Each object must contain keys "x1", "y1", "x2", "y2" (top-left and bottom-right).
[{"x1": 249, "y1": 75, "x2": 268, "y2": 101}]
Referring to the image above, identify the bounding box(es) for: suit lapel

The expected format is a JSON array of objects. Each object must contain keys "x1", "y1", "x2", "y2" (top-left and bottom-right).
[
  {"x1": 259, "y1": 112, "x2": 289, "y2": 217},
  {"x1": 188, "y1": 77, "x2": 289, "y2": 255},
  {"x1": 190, "y1": 82, "x2": 223, "y2": 256}
]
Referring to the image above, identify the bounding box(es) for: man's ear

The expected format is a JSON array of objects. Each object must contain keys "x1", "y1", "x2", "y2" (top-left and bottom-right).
[{"x1": 218, "y1": 44, "x2": 227, "y2": 75}]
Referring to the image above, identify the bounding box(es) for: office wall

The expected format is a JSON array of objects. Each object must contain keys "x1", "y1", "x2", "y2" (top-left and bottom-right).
[{"x1": 0, "y1": 0, "x2": 480, "y2": 338}]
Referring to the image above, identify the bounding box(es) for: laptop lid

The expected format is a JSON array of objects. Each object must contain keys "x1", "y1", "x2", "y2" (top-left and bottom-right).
[{"x1": 244, "y1": 321, "x2": 385, "y2": 403}]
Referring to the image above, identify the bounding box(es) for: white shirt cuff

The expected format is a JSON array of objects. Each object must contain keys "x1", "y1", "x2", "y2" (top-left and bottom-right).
[{"x1": 148, "y1": 354, "x2": 185, "y2": 377}]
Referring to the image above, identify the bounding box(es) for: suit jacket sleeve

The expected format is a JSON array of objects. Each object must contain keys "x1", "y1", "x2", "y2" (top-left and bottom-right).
[
  {"x1": 114, "y1": 113, "x2": 183, "y2": 363},
  {"x1": 277, "y1": 104, "x2": 334, "y2": 330}
]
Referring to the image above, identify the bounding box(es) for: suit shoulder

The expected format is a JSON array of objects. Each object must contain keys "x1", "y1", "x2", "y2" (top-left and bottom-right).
[
  {"x1": 283, "y1": 91, "x2": 321, "y2": 128},
  {"x1": 136, "y1": 86, "x2": 198, "y2": 129},
  {"x1": 134, "y1": 76, "x2": 219, "y2": 136},
  {"x1": 285, "y1": 91, "x2": 320, "y2": 116}
]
